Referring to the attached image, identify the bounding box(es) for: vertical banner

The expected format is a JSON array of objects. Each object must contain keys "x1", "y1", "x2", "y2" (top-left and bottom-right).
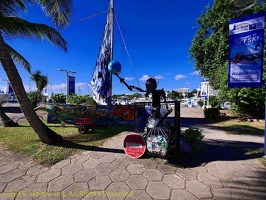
[
  {"x1": 68, "y1": 76, "x2": 75, "y2": 95},
  {"x1": 200, "y1": 81, "x2": 209, "y2": 98},
  {"x1": 8, "y1": 83, "x2": 14, "y2": 94},
  {"x1": 228, "y1": 12, "x2": 265, "y2": 88}
]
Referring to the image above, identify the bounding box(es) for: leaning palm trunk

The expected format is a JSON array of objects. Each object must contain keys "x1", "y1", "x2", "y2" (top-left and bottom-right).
[
  {"x1": 0, "y1": 34, "x2": 62, "y2": 144},
  {"x1": 0, "y1": 104, "x2": 18, "y2": 127}
]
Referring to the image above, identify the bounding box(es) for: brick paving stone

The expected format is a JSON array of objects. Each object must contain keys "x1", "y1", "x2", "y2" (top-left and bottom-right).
[
  {"x1": 82, "y1": 159, "x2": 100, "y2": 169},
  {"x1": 95, "y1": 162, "x2": 115, "y2": 175},
  {"x1": 0, "y1": 182, "x2": 7, "y2": 193},
  {"x1": 125, "y1": 190, "x2": 153, "y2": 200},
  {"x1": 212, "y1": 188, "x2": 232, "y2": 199},
  {"x1": 126, "y1": 163, "x2": 146, "y2": 174},
  {"x1": 112, "y1": 158, "x2": 130, "y2": 169},
  {"x1": 207, "y1": 166, "x2": 232, "y2": 180},
  {"x1": 171, "y1": 189, "x2": 198, "y2": 200},
  {"x1": 88, "y1": 152, "x2": 105, "y2": 159},
  {"x1": 198, "y1": 173, "x2": 223, "y2": 189},
  {"x1": 126, "y1": 174, "x2": 148, "y2": 189},
  {"x1": 143, "y1": 169, "x2": 163, "y2": 181},
  {"x1": 70, "y1": 155, "x2": 89, "y2": 165},
  {"x1": 81, "y1": 191, "x2": 108, "y2": 200},
  {"x1": 175, "y1": 168, "x2": 197, "y2": 180},
  {"x1": 140, "y1": 159, "x2": 158, "y2": 169},
  {"x1": 105, "y1": 182, "x2": 130, "y2": 200},
  {"x1": 146, "y1": 181, "x2": 171, "y2": 199},
  {"x1": 62, "y1": 163, "x2": 83, "y2": 175},
  {"x1": 157, "y1": 164, "x2": 176, "y2": 174},
  {"x1": 51, "y1": 159, "x2": 70, "y2": 169},
  {"x1": 0, "y1": 163, "x2": 17, "y2": 174},
  {"x1": 127, "y1": 157, "x2": 142, "y2": 164},
  {"x1": 74, "y1": 169, "x2": 95, "y2": 182},
  {"x1": 5, "y1": 179, "x2": 27, "y2": 192},
  {"x1": 16, "y1": 182, "x2": 48, "y2": 200},
  {"x1": 99, "y1": 154, "x2": 116, "y2": 163},
  {"x1": 36, "y1": 168, "x2": 60, "y2": 183},
  {"x1": 113, "y1": 153, "x2": 127, "y2": 159},
  {"x1": 0, "y1": 169, "x2": 27, "y2": 182},
  {"x1": 89, "y1": 175, "x2": 111, "y2": 191},
  {"x1": 62, "y1": 182, "x2": 89, "y2": 200},
  {"x1": 162, "y1": 174, "x2": 185, "y2": 189},
  {"x1": 186, "y1": 180, "x2": 213, "y2": 199},
  {"x1": 26, "y1": 165, "x2": 48, "y2": 176},
  {"x1": 109, "y1": 168, "x2": 130, "y2": 182},
  {"x1": 47, "y1": 175, "x2": 74, "y2": 192}
]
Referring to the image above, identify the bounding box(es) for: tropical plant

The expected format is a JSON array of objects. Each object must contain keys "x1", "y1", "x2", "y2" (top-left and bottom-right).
[
  {"x1": 51, "y1": 93, "x2": 66, "y2": 103},
  {"x1": 0, "y1": 0, "x2": 72, "y2": 144},
  {"x1": 30, "y1": 70, "x2": 48, "y2": 97},
  {"x1": 189, "y1": 0, "x2": 266, "y2": 118}
]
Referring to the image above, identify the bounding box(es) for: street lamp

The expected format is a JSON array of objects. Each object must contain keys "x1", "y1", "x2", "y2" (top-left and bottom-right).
[
  {"x1": 57, "y1": 69, "x2": 76, "y2": 103},
  {"x1": 1, "y1": 79, "x2": 9, "y2": 94}
]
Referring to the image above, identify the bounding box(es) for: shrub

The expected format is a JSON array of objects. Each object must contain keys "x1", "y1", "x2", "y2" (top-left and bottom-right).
[
  {"x1": 197, "y1": 100, "x2": 204, "y2": 107},
  {"x1": 51, "y1": 93, "x2": 66, "y2": 103},
  {"x1": 204, "y1": 108, "x2": 220, "y2": 119},
  {"x1": 181, "y1": 127, "x2": 205, "y2": 154},
  {"x1": 27, "y1": 91, "x2": 42, "y2": 108}
]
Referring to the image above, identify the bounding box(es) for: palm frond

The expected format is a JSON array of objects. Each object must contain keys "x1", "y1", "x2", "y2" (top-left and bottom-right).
[
  {"x1": 32, "y1": 0, "x2": 73, "y2": 28},
  {"x1": 0, "y1": 0, "x2": 26, "y2": 16},
  {"x1": 1, "y1": 17, "x2": 68, "y2": 51},
  {"x1": 6, "y1": 43, "x2": 31, "y2": 73}
]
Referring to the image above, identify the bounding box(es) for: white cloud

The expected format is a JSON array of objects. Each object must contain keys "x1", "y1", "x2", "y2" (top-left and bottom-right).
[
  {"x1": 125, "y1": 76, "x2": 134, "y2": 81},
  {"x1": 189, "y1": 71, "x2": 200, "y2": 75},
  {"x1": 139, "y1": 75, "x2": 164, "y2": 82},
  {"x1": 175, "y1": 74, "x2": 187, "y2": 80}
]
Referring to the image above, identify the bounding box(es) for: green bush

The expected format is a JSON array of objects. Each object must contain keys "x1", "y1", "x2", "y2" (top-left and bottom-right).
[
  {"x1": 204, "y1": 108, "x2": 220, "y2": 119},
  {"x1": 67, "y1": 94, "x2": 96, "y2": 105},
  {"x1": 181, "y1": 127, "x2": 204, "y2": 145},
  {"x1": 197, "y1": 100, "x2": 204, "y2": 107},
  {"x1": 27, "y1": 91, "x2": 42, "y2": 108},
  {"x1": 51, "y1": 93, "x2": 66, "y2": 103}
]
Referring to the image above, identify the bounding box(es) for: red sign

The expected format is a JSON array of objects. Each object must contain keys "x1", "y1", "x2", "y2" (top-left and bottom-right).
[{"x1": 123, "y1": 133, "x2": 146, "y2": 158}]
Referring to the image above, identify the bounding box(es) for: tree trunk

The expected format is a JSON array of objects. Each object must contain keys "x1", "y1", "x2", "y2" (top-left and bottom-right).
[
  {"x1": 0, "y1": 104, "x2": 18, "y2": 127},
  {"x1": 0, "y1": 34, "x2": 62, "y2": 144}
]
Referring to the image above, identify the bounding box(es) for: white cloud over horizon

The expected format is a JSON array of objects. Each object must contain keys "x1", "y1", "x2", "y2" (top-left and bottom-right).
[{"x1": 175, "y1": 74, "x2": 187, "y2": 80}]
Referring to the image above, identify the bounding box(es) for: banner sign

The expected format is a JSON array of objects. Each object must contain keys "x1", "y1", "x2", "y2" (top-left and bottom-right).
[
  {"x1": 200, "y1": 81, "x2": 209, "y2": 97},
  {"x1": 68, "y1": 76, "x2": 75, "y2": 95},
  {"x1": 228, "y1": 12, "x2": 265, "y2": 88},
  {"x1": 8, "y1": 83, "x2": 14, "y2": 94}
]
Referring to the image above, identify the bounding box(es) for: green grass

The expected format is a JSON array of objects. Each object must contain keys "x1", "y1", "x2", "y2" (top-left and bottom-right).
[
  {"x1": 214, "y1": 117, "x2": 266, "y2": 168},
  {"x1": 0, "y1": 122, "x2": 133, "y2": 166}
]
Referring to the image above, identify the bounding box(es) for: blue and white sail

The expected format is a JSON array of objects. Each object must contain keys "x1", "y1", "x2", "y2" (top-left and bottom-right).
[{"x1": 89, "y1": 0, "x2": 114, "y2": 105}]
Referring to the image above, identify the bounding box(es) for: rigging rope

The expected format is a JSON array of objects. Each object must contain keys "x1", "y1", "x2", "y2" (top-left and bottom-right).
[{"x1": 114, "y1": 15, "x2": 141, "y2": 88}]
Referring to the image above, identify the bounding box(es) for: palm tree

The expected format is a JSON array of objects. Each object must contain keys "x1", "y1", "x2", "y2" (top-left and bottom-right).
[
  {"x1": 0, "y1": 0, "x2": 73, "y2": 144},
  {"x1": 30, "y1": 70, "x2": 48, "y2": 97}
]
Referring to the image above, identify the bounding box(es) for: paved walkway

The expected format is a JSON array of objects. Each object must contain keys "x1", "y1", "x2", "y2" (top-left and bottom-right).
[{"x1": 0, "y1": 107, "x2": 266, "y2": 199}]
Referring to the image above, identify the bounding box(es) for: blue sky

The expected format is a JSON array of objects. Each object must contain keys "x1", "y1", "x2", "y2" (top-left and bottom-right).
[{"x1": 0, "y1": 0, "x2": 214, "y2": 95}]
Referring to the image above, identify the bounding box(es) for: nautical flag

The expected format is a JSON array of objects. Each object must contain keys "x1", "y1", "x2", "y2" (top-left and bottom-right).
[
  {"x1": 228, "y1": 12, "x2": 265, "y2": 88},
  {"x1": 68, "y1": 76, "x2": 75, "y2": 95},
  {"x1": 90, "y1": 0, "x2": 113, "y2": 105}
]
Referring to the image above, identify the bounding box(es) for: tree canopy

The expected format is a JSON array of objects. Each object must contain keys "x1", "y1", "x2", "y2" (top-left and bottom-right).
[{"x1": 189, "y1": 0, "x2": 266, "y2": 118}]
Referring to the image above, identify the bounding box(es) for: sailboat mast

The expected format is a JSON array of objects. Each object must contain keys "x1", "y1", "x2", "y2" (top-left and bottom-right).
[{"x1": 108, "y1": 0, "x2": 114, "y2": 105}]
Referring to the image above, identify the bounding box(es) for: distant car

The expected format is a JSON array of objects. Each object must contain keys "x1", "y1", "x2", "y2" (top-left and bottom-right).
[{"x1": 221, "y1": 102, "x2": 231, "y2": 109}]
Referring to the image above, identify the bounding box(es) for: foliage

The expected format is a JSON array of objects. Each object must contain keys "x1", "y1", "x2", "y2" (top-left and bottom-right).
[
  {"x1": 181, "y1": 127, "x2": 205, "y2": 154},
  {"x1": 189, "y1": 1, "x2": 266, "y2": 118},
  {"x1": 51, "y1": 93, "x2": 66, "y2": 103},
  {"x1": 27, "y1": 91, "x2": 42, "y2": 108},
  {"x1": 209, "y1": 96, "x2": 220, "y2": 108},
  {"x1": 197, "y1": 100, "x2": 204, "y2": 107},
  {"x1": 0, "y1": 120, "x2": 133, "y2": 166},
  {"x1": 67, "y1": 94, "x2": 96, "y2": 105},
  {"x1": 204, "y1": 108, "x2": 220, "y2": 119},
  {"x1": 182, "y1": 127, "x2": 204, "y2": 144},
  {"x1": 30, "y1": 70, "x2": 48, "y2": 96},
  {"x1": 168, "y1": 90, "x2": 183, "y2": 100}
]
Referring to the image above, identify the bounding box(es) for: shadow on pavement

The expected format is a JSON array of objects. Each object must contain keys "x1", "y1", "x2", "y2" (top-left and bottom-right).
[{"x1": 3, "y1": 106, "x2": 22, "y2": 113}]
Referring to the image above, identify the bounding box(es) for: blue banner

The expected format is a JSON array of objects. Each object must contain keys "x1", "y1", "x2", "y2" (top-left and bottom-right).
[
  {"x1": 228, "y1": 12, "x2": 264, "y2": 88},
  {"x1": 8, "y1": 83, "x2": 14, "y2": 94},
  {"x1": 68, "y1": 76, "x2": 75, "y2": 95}
]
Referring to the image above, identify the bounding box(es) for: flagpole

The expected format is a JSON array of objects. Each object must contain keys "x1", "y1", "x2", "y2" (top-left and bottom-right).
[{"x1": 109, "y1": 0, "x2": 114, "y2": 105}]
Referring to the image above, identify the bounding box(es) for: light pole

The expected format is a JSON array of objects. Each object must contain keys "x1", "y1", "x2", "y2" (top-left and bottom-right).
[
  {"x1": 1, "y1": 79, "x2": 9, "y2": 94},
  {"x1": 57, "y1": 69, "x2": 76, "y2": 103}
]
